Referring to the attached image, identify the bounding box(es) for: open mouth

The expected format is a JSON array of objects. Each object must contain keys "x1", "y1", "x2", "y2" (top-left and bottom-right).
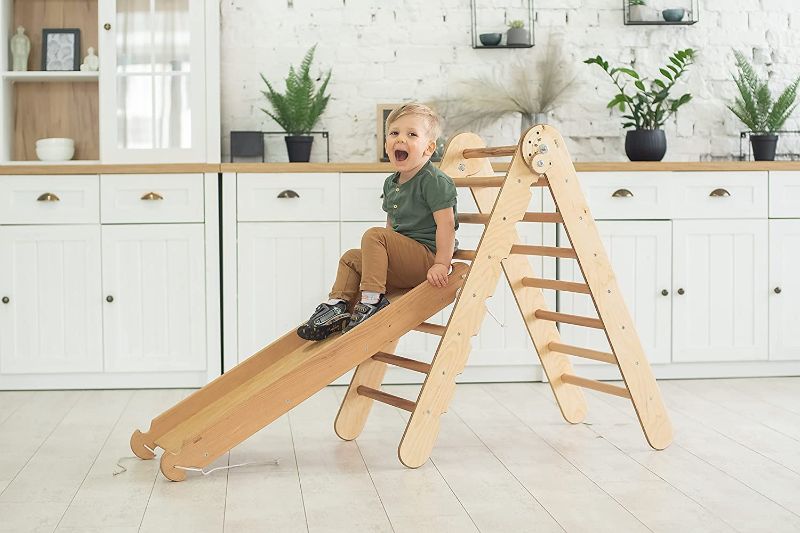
[{"x1": 394, "y1": 149, "x2": 409, "y2": 162}]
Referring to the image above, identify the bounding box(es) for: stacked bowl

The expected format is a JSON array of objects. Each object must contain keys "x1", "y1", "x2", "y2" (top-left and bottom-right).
[{"x1": 35, "y1": 138, "x2": 75, "y2": 161}]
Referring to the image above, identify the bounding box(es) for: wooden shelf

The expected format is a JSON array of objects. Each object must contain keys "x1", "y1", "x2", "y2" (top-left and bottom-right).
[
  {"x1": 2, "y1": 71, "x2": 98, "y2": 82},
  {"x1": 624, "y1": 20, "x2": 698, "y2": 26}
]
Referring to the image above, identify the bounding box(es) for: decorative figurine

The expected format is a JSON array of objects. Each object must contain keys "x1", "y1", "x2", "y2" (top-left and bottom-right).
[
  {"x1": 10, "y1": 26, "x2": 30, "y2": 71},
  {"x1": 80, "y1": 46, "x2": 99, "y2": 71}
]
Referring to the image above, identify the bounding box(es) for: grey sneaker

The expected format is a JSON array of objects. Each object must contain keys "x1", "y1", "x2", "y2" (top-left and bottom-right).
[
  {"x1": 343, "y1": 295, "x2": 390, "y2": 333},
  {"x1": 297, "y1": 301, "x2": 350, "y2": 341}
]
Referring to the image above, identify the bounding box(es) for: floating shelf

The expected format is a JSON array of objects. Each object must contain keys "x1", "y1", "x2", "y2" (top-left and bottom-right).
[
  {"x1": 474, "y1": 43, "x2": 535, "y2": 49},
  {"x1": 625, "y1": 20, "x2": 697, "y2": 26},
  {"x1": 2, "y1": 71, "x2": 99, "y2": 82},
  {"x1": 0, "y1": 159, "x2": 101, "y2": 165}
]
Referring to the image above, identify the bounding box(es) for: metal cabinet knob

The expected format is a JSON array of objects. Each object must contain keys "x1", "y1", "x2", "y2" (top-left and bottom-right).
[
  {"x1": 709, "y1": 188, "x2": 730, "y2": 197},
  {"x1": 277, "y1": 190, "x2": 299, "y2": 199},
  {"x1": 37, "y1": 192, "x2": 60, "y2": 202},
  {"x1": 1, "y1": 296, "x2": 8, "y2": 304},
  {"x1": 612, "y1": 188, "x2": 634, "y2": 198},
  {"x1": 774, "y1": 287, "x2": 782, "y2": 294},
  {"x1": 661, "y1": 289, "x2": 669, "y2": 296},
  {"x1": 104, "y1": 23, "x2": 111, "y2": 30},
  {"x1": 140, "y1": 192, "x2": 164, "y2": 201},
  {"x1": 106, "y1": 295, "x2": 114, "y2": 303},
  {"x1": 677, "y1": 288, "x2": 685, "y2": 295}
]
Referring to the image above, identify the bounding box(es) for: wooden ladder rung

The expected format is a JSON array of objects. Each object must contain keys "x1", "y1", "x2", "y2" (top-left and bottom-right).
[
  {"x1": 462, "y1": 145, "x2": 517, "y2": 158},
  {"x1": 372, "y1": 352, "x2": 432, "y2": 374},
  {"x1": 522, "y1": 212, "x2": 563, "y2": 223},
  {"x1": 451, "y1": 177, "x2": 505, "y2": 188},
  {"x1": 548, "y1": 342, "x2": 617, "y2": 364},
  {"x1": 356, "y1": 386, "x2": 416, "y2": 412},
  {"x1": 521, "y1": 277, "x2": 591, "y2": 294},
  {"x1": 414, "y1": 322, "x2": 447, "y2": 336},
  {"x1": 458, "y1": 213, "x2": 490, "y2": 225},
  {"x1": 534, "y1": 310, "x2": 604, "y2": 329},
  {"x1": 510, "y1": 245, "x2": 577, "y2": 259},
  {"x1": 560, "y1": 374, "x2": 631, "y2": 399},
  {"x1": 453, "y1": 249, "x2": 476, "y2": 260}
]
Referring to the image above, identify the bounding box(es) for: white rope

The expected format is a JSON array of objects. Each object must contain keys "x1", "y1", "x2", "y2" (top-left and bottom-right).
[
  {"x1": 173, "y1": 459, "x2": 280, "y2": 476},
  {"x1": 113, "y1": 444, "x2": 158, "y2": 476},
  {"x1": 485, "y1": 305, "x2": 505, "y2": 327}
]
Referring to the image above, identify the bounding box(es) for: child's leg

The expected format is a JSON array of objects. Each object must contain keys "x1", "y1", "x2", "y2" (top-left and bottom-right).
[
  {"x1": 328, "y1": 248, "x2": 363, "y2": 303},
  {"x1": 360, "y1": 227, "x2": 436, "y2": 295}
]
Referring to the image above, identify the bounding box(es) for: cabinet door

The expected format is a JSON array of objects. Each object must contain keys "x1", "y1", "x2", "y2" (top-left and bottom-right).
[
  {"x1": 237, "y1": 222, "x2": 339, "y2": 361},
  {"x1": 769, "y1": 220, "x2": 800, "y2": 360},
  {"x1": 558, "y1": 221, "x2": 672, "y2": 365},
  {"x1": 673, "y1": 220, "x2": 768, "y2": 362},
  {"x1": 99, "y1": 0, "x2": 206, "y2": 163},
  {"x1": 102, "y1": 224, "x2": 206, "y2": 372},
  {"x1": 0, "y1": 226, "x2": 102, "y2": 373}
]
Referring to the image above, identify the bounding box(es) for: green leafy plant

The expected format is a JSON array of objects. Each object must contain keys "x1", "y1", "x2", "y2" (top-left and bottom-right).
[
  {"x1": 728, "y1": 50, "x2": 799, "y2": 133},
  {"x1": 260, "y1": 45, "x2": 332, "y2": 135},
  {"x1": 629, "y1": 0, "x2": 646, "y2": 6},
  {"x1": 507, "y1": 19, "x2": 525, "y2": 29},
  {"x1": 584, "y1": 48, "x2": 696, "y2": 129}
]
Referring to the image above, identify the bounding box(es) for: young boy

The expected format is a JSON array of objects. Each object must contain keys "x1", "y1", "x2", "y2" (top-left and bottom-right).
[{"x1": 297, "y1": 103, "x2": 458, "y2": 341}]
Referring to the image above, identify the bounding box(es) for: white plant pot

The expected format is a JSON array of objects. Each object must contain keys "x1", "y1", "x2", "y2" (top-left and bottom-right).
[{"x1": 629, "y1": 5, "x2": 646, "y2": 21}]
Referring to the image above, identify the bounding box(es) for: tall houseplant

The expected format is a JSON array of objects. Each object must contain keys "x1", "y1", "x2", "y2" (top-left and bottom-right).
[
  {"x1": 260, "y1": 45, "x2": 331, "y2": 162},
  {"x1": 585, "y1": 48, "x2": 696, "y2": 161},
  {"x1": 728, "y1": 50, "x2": 799, "y2": 161}
]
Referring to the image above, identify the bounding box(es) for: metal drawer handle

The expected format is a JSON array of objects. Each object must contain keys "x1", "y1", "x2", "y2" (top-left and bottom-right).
[
  {"x1": 106, "y1": 295, "x2": 114, "y2": 303},
  {"x1": 277, "y1": 190, "x2": 300, "y2": 199},
  {"x1": 774, "y1": 287, "x2": 782, "y2": 294},
  {"x1": 661, "y1": 289, "x2": 669, "y2": 296},
  {"x1": 677, "y1": 288, "x2": 685, "y2": 295},
  {"x1": 612, "y1": 188, "x2": 633, "y2": 198},
  {"x1": 104, "y1": 23, "x2": 111, "y2": 30},
  {"x1": 141, "y1": 192, "x2": 164, "y2": 201},
  {"x1": 37, "y1": 192, "x2": 60, "y2": 202},
  {"x1": 1, "y1": 296, "x2": 9, "y2": 304},
  {"x1": 709, "y1": 188, "x2": 730, "y2": 197}
]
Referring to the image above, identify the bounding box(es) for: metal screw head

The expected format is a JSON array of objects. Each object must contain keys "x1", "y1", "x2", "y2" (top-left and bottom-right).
[
  {"x1": 458, "y1": 163, "x2": 465, "y2": 171},
  {"x1": 1, "y1": 296, "x2": 8, "y2": 304},
  {"x1": 774, "y1": 287, "x2": 782, "y2": 294},
  {"x1": 540, "y1": 144, "x2": 549, "y2": 153},
  {"x1": 536, "y1": 160, "x2": 545, "y2": 168}
]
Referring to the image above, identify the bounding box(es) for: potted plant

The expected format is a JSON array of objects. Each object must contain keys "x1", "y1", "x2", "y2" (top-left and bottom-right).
[
  {"x1": 584, "y1": 48, "x2": 696, "y2": 161},
  {"x1": 628, "y1": 0, "x2": 647, "y2": 22},
  {"x1": 506, "y1": 19, "x2": 529, "y2": 46},
  {"x1": 728, "y1": 50, "x2": 799, "y2": 161},
  {"x1": 260, "y1": 45, "x2": 332, "y2": 162}
]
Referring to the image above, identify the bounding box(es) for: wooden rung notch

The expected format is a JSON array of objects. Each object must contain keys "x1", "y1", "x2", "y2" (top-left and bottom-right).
[
  {"x1": 453, "y1": 250, "x2": 476, "y2": 260},
  {"x1": 560, "y1": 374, "x2": 631, "y2": 399},
  {"x1": 521, "y1": 277, "x2": 590, "y2": 294},
  {"x1": 510, "y1": 245, "x2": 577, "y2": 259},
  {"x1": 462, "y1": 145, "x2": 517, "y2": 158},
  {"x1": 522, "y1": 212, "x2": 563, "y2": 223},
  {"x1": 414, "y1": 322, "x2": 447, "y2": 336},
  {"x1": 451, "y1": 177, "x2": 505, "y2": 188},
  {"x1": 356, "y1": 386, "x2": 416, "y2": 412},
  {"x1": 534, "y1": 310, "x2": 604, "y2": 329},
  {"x1": 548, "y1": 342, "x2": 617, "y2": 364},
  {"x1": 372, "y1": 352, "x2": 432, "y2": 374}
]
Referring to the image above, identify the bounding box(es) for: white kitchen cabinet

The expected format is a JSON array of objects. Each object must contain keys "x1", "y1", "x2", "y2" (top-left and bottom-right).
[
  {"x1": 0, "y1": 225, "x2": 103, "y2": 374},
  {"x1": 558, "y1": 221, "x2": 672, "y2": 365},
  {"x1": 102, "y1": 224, "x2": 206, "y2": 372},
  {"x1": 672, "y1": 219, "x2": 768, "y2": 362},
  {"x1": 236, "y1": 222, "x2": 339, "y2": 361},
  {"x1": 769, "y1": 219, "x2": 800, "y2": 360}
]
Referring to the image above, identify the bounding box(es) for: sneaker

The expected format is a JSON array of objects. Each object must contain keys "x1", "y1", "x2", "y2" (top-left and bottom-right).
[
  {"x1": 297, "y1": 301, "x2": 350, "y2": 341},
  {"x1": 343, "y1": 295, "x2": 390, "y2": 333}
]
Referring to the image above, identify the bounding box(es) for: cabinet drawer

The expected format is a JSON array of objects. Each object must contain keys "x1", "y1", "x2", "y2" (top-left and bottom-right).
[
  {"x1": 769, "y1": 171, "x2": 800, "y2": 218},
  {"x1": 341, "y1": 173, "x2": 388, "y2": 221},
  {"x1": 0, "y1": 175, "x2": 99, "y2": 224},
  {"x1": 101, "y1": 174, "x2": 204, "y2": 223},
  {"x1": 577, "y1": 172, "x2": 673, "y2": 220},
  {"x1": 672, "y1": 172, "x2": 767, "y2": 219},
  {"x1": 238, "y1": 173, "x2": 339, "y2": 221}
]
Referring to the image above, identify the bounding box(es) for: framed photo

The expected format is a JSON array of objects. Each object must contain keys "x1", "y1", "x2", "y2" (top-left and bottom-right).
[
  {"x1": 377, "y1": 103, "x2": 402, "y2": 162},
  {"x1": 42, "y1": 29, "x2": 81, "y2": 71}
]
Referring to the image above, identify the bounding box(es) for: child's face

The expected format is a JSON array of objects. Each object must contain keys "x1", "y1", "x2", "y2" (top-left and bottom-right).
[{"x1": 385, "y1": 114, "x2": 437, "y2": 175}]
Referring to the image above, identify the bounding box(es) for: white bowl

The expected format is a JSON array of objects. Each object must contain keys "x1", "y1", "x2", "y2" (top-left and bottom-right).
[
  {"x1": 36, "y1": 137, "x2": 74, "y2": 148},
  {"x1": 36, "y1": 144, "x2": 75, "y2": 161}
]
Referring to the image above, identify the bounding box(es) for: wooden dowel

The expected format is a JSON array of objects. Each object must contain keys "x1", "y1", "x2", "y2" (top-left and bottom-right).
[
  {"x1": 372, "y1": 352, "x2": 432, "y2": 374},
  {"x1": 356, "y1": 386, "x2": 416, "y2": 412},
  {"x1": 462, "y1": 145, "x2": 517, "y2": 158},
  {"x1": 534, "y1": 309, "x2": 605, "y2": 329},
  {"x1": 451, "y1": 177, "x2": 506, "y2": 188},
  {"x1": 510, "y1": 245, "x2": 577, "y2": 259},
  {"x1": 548, "y1": 342, "x2": 617, "y2": 364},
  {"x1": 522, "y1": 212, "x2": 563, "y2": 223},
  {"x1": 560, "y1": 374, "x2": 631, "y2": 399},
  {"x1": 532, "y1": 177, "x2": 549, "y2": 187},
  {"x1": 453, "y1": 249, "x2": 476, "y2": 260},
  {"x1": 414, "y1": 322, "x2": 447, "y2": 336},
  {"x1": 458, "y1": 213, "x2": 490, "y2": 224},
  {"x1": 521, "y1": 277, "x2": 591, "y2": 294}
]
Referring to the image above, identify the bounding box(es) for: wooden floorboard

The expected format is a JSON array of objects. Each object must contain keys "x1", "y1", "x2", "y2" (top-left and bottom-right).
[{"x1": 3, "y1": 378, "x2": 799, "y2": 533}]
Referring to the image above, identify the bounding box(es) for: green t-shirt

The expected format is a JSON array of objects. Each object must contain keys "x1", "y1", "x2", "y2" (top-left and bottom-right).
[{"x1": 382, "y1": 160, "x2": 459, "y2": 253}]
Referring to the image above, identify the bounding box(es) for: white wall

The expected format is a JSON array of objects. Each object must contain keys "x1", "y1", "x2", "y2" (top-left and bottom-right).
[{"x1": 220, "y1": 0, "x2": 800, "y2": 162}]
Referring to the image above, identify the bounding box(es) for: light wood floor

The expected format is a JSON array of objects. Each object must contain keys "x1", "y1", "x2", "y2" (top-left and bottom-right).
[{"x1": 1, "y1": 378, "x2": 799, "y2": 532}]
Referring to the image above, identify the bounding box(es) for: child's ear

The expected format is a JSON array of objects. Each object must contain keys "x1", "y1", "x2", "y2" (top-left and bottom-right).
[{"x1": 424, "y1": 138, "x2": 436, "y2": 156}]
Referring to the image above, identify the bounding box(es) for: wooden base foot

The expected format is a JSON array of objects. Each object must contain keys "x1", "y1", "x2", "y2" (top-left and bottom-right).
[
  {"x1": 130, "y1": 429, "x2": 156, "y2": 460},
  {"x1": 159, "y1": 452, "x2": 187, "y2": 482}
]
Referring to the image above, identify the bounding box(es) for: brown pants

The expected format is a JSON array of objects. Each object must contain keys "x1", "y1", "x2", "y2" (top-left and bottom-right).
[{"x1": 329, "y1": 227, "x2": 436, "y2": 302}]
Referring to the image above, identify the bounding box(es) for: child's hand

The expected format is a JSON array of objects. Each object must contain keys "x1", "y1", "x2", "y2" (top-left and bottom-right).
[{"x1": 427, "y1": 263, "x2": 449, "y2": 288}]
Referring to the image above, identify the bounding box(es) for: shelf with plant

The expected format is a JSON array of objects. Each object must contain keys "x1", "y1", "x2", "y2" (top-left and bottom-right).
[{"x1": 624, "y1": 0, "x2": 699, "y2": 26}]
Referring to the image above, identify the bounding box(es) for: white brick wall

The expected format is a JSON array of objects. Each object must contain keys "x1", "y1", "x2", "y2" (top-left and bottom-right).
[{"x1": 220, "y1": 0, "x2": 800, "y2": 162}]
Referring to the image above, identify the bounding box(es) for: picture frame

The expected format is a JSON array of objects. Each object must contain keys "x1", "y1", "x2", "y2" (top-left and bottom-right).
[
  {"x1": 42, "y1": 28, "x2": 81, "y2": 71},
  {"x1": 377, "y1": 103, "x2": 402, "y2": 162}
]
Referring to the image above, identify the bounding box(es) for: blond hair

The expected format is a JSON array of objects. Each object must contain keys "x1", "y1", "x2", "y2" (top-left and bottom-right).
[{"x1": 385, "y1": 103, "x2": 442, "y2": 141}]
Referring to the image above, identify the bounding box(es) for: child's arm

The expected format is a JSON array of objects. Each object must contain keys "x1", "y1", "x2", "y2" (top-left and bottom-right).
[
  {"x1": 427, "y1": 207, "x2": 456, "y2": 287},
  {"x1": 386, "y1": 215, "x2": 392, "y2": 229}
]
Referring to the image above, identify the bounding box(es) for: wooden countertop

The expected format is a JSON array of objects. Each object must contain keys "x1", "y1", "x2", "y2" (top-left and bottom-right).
[{"x1": 1, "y1": 161, "x2": 799, "y2": 175}]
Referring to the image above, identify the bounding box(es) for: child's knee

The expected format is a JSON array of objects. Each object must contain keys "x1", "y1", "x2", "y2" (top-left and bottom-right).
[
  {"x1": 340, "y1": 248, "x2": 361, "y2": 264},
  {"x1": 361, "y1": 226, "x2": 390, "y2": 246}
]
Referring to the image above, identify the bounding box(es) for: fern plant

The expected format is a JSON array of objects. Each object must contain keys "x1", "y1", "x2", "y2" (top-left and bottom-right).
[
  {"x1": 260, "y1": 45, "x2": 332, "y2": 135},
  {"x1": 728, "y1": 50, "x2": 799, "y2": 134}
]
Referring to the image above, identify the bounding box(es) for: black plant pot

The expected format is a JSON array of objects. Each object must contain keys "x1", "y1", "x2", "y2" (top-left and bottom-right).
[
  {"x1": 285, "y1": 135, "x2": 313, "y2": 162},
  {"x1": 750, "y1": 134, "x2": 778, "y2": 161},
  {"x1": 625, "y1": 129, "x2": 667, "y2": 161}
]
